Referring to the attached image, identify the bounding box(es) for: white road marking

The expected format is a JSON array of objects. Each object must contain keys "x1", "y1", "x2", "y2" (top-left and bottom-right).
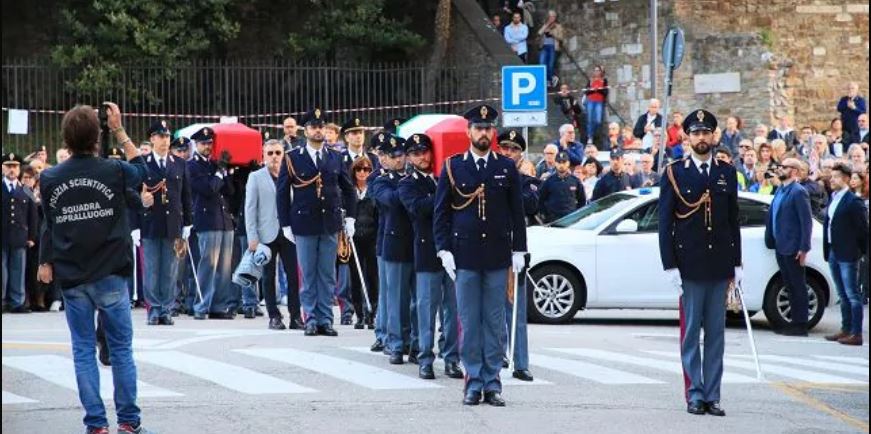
[
  {"x1": 530, "y1": 353, "x2": 663, "y2": 384},
  {"x1": 134, "y1": 350, "x2": 313, "y2": 394},
  {"x1": 2, "y1": 390, "x2": 37, "y2": 404},
  {"x1": 735, "y1": 354, "x2": 869, "y2": 377},
  {"x1": 235, "y1": 348, "x2": 441, "y2": 390},
  {"x1": 811, "y1": 355, "x2": 869, "y2": 366},
  {"x1": 2, "y1": 355, "x2": 181, "y2": 398}
]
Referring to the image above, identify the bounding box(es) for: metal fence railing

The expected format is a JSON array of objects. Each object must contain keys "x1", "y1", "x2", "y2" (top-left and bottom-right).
[{"x1": 1, "y1": 59, "x2": 500, "y2": 156}]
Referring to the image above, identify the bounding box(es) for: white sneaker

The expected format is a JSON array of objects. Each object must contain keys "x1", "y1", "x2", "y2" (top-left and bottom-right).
[
  {"x1": 49, "y1": 301, "x2": 62, "y2": 312},
  {"x1": 279, "y1": 295, "x2": 288, "y2": 306}
]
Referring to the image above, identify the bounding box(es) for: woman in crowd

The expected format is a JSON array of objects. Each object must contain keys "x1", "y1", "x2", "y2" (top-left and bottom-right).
[
  {"x1": 770, "y1": 139, "x2": 788, "y2": 163},
  {"x1": 583, "y1": 65, "x2": 608, "y2": 144},
  {"x1": 348, "y1": 157, "x2": 379, "y2": 329},
  {"x1": 828, "y1": 118, "x2": 847, "y2": 157},
  {"x1": 847, "y1": 143, "x2": 868, "y2": 171},
  {"x1": 579, "y1": 157, "x2": 603, "y2": 203},
  {"x1": 757, "y1": 142, "x2": 777, "y2": 170},
  {"x1": 537, "y1": 10, "x2": 565, "y2": 88}
]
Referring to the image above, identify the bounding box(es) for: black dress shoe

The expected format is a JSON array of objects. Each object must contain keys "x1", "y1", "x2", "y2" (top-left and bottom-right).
[
  {"x1": 370, "y1": 340, "x2": 385, "y2": 352},
  {"x1": 158, "y1": 315, "x2": 174, "y2": 326},
  {"x1": 10, "y1": 305, "x2": 31, "y2": 314},
  {"x1": 147, "y1": 317, "x2": 159, "y2": 326},
  {"x1": 268, "y1": 317, "x2": 287, "y2": 330},
  {"x1": 354, "y1": 318, "x2": 364, "y2": 330},
  {"x1": 317, "y1": 325, "x2": 339, "y2": 337},
  {"x1": 340, "y1": 317, "x2": 353, "y2": 326},
  {"x1": 463, "y1": 391, "x2": 481, "y2": 406},
  {"x1": 687, "y1": 401, "x2": 706, "y2": 415},
  {"x1": 389, "y1": 353, "x2": 404, "y2": 365},
  {"x1": 705, "y1": 401, "x2": 726, "y2": 417},
  {"x1": 304, "y1": 324, "x2": 318, "y2": 336},
  {"x1": 289, "y1": 318, "x2": 304, "y2": 330},
  {"x1": 512, "y1": 370, "x2": 534, "y2": 382},
  {"x1": 419, "y1": 365, "x2": 435, "y2": 379},
  {"x1": 444, "y1": 362, "x2": 464, "y2": 379},
  {"x1": 407, "y1": 353, "x2": 419, "y2": 365},
  {"x1": 483, "y1": 391, "x2": 506, "y2": 407}
]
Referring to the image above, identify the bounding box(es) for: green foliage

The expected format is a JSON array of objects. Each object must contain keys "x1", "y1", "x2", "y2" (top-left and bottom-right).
[
  {"x1": 51, "y1": 0, "x2": 240, "y2": 101},
  {"x1": 759, "y1": 28, "x2": 775, "y2": 48},
  {"x1": 284, "y1": 0, "x2": 426, "y2": 61}
]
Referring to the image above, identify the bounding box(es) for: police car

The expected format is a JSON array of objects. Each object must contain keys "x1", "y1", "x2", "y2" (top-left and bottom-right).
[{"x1": 526, "y1": 188, "x2": 835, "y2": 330}]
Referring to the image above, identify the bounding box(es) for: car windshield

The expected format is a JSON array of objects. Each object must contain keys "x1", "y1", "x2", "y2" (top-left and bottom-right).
[{"x1": 549, "y1": 193, "x2": 639, "y2": 230}]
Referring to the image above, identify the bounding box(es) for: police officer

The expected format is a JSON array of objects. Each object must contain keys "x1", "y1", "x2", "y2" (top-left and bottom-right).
[
  {"x1": 368, "y1": 135, "x2": 392, "y2": 352},
  {"x1": 495, "y1": 129, "x2": 538, "y2": 381},
  {"x1": 2, "y1": 153, "x2": 37, "y2": 313},
  {"x1": 591, "y1": 150, "x2": 630, "y2": 200},
  {"x1": 398, "y1": 133, "x2": 463, "y2": 379},
  {"x1": 341, "y1": 117, "x2": 380, "y2": 173},
  {"x1": 188, "y1": 126, "x2": 237, "y2": 320},
  {"x1": 658, "y1": 109, "x2": 742, "y2": 417},
  {"x1": 277, "y1": 108, "x2": 357, "y2": 336},
  {"x1": 383, "y1": 118, "x2": 406, "y2": 134},
  {"x1": 370, "y1": 133, "x2": 419, "y2": 364},
  {"x1": 139, "y1": 120, "x2": 192, "y2": 325},
  {"x1": 434, "y1": 104, "x2": 527, "y2": 406},
  {"x1": 538, "y1": 150, "x2": 585, "y2": 223},
  {"x1": 170, "y1": 136, "x2": 192, "y2": 161}
]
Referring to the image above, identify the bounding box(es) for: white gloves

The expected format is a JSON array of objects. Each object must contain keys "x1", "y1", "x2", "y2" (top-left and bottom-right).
[
  {"x1": 665, "y1": 268, "x2": 682, "y2": 295},
  {"x1": 343, "y1": 217, "x2": 356, "y2": 238},
  {"x1": 131, "y1": 229, "x2": 141, "y2": 247},
  {"x1": 182, "y1": 225, "x2": 192, "y2": 240},
  {"x1": 733, "y1": 266, "x2": 744, "y2": 287},
  {"x1": 214, "y1": 171, "x2": 225, "y2": 180},
  {"x1": 512, "y1": 252, "x2": 526, "y2": 273},
  {"x1": 437, "y1": 250, "x2": 457, "y2": 281},
  {"x1": 282, "y1": 226, "x2": 295, "y2": 244}
]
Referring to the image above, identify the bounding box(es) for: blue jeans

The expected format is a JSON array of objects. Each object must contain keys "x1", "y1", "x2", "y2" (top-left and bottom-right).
[
  {"x1": 193, "y1": 230, "x2": 235, "y2": 315},
  {"x1": 296, "y1": 234, "x2": 338, "y2": 326},
  {"x1": 62, "y1": 274, "x2": 140, "y2": 429},
  {"x1": 829, "y1": 259, "x2": 863, "y2": 335},
  {"x1": 384, "y1": 260, "x2": 415, "y2": 354},
  {"x1": 456, "y1": 269, "x2": 507, "y2": 394},
  {"x1": 375, "y1": 256, "x2": 389, "y2": 342},
  {"x1": 416, "y1": 271, "x2": 460, "y2": 366},
  {"x1": 2, "y1": 245, "x2": 26, "y2": 308},
  {"x1": 504, "y1": 275, "x2": 529, "y2": 371},
  {"x1": 680, "y1": 279, "x2": 727, "y2": 403},
  {"x1": 585, "y1": 100, "x2": 604, "y2": 143},
  {"x1": 142, "y1": 238, "x2": 179, "y2": 321},
  {"x1": 538, "y1": 44, "x2": 556, "y2": 81}
]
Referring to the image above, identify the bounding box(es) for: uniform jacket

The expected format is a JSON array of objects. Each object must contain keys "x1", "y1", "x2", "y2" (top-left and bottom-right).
[
  {"x1": 141, "y1": 152, "x2": 192, "y2": 239},
  {"x1": 187, "y1": 152, "x2": 235, "y2": 232},
  {"x1": 244, "y1": 166, "x2": 281, "y2": 245},
  {"x1": 1, "y1": 181, "x2": 37, "y2": 249},
  {"x1": 823, "y1": 190, "x2": 869, "y2": 262},
  {"x1": 591, "y1": 170, "x2": 629, "y2": 201},
  {"x1": 367, "y1": 168, "x2": 388, "y2": 256},
  {"x1": 340, "y1": 149, "x2": 381, "y2": 174},
  {"x1": 277, "y1": 146, "x2": 357, "y2": 236},
  {"x1": 398, "y1": 169, "x2": 440, "y2": 272},
  {"x1": 539, "y1": 172, "x2": 585, "y2": 223},
  {"x1": 370, "y1": 170, "x2": 414, "y2": 263},
  {"x1": 434, "y1": 151, "x2": 528, "y2": 271},
  {"x1": 765, "y1": 181, "x2": 813, "y2": 256},
  {"x1": 658, "y1": 157, "x2": 742, "y2": 280}
]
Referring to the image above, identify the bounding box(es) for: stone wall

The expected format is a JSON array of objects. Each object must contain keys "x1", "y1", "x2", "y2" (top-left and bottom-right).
[{"x1": 552, "y1": 0, "x2": 869, "y2": 134}]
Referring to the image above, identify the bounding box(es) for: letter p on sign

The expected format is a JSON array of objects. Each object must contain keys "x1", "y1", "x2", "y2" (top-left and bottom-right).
[{"x1": 502, "y1": 65, "x2": 547, "y2": 112}]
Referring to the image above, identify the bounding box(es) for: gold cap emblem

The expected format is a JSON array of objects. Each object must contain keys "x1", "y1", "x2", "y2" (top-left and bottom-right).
[
  {"x1": 413, "y1": 135, "x2": 420, "y2": 143},
  {"x1": 161, "y1": 120, "x2": 167, "y2": 128},
  {"x1": 697, "y1": 110, "x2": 705, "y2": 122},
  {"x1": 378, "y1": 133, "x2": 384, "y2": 142},
  {"x1": 204, "y1": 128, "x2": 210, "y2": 137},
  {"x1": 355, "y1": 118, "x2": 360, "y2": 126},
  {"x1": 480, "y1": 106, "x2": 489, "y2": 118},
  {"x1": 9, "y1": 153, "x2": 15, "y2": 160},
  {"x1": 314, "y1": 108, "x2": 321, "y2": 119},
  {"x1": 394, "y1": 119, "x2": 400, "y2": 126},
  {"x1": 389, "y1": 137, "x2": 396, "y2": 146},
  {"x1": 264, "y1": 131, "x2": 270, "y2": 139},
  {"x1": 509, "y1": 130, "x2": 516, "y2": 140}
]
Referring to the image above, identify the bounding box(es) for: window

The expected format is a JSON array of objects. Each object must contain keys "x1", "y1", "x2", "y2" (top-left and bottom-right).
[
  {"x1": 621, "y1": 202, "x2": 660, "y2": 233},
  {"x1": 550, "y1": 193, "x2": 638, "y2": 230},
  {"x1": 738, "y1": 198, "x2": 769, "y2": 227}
]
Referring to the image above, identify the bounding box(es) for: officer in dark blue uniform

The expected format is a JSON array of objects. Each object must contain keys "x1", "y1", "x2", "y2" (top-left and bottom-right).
[
  {"x1": 383, "y1": 118, "x2": 406, "y2": 134},
  {"x1": 434, "y1": 104, "x2": 527, "y2": 406},
  {"x1": 169, "y1": 136, "x2": 197, "y2": 315},
  {"x1": 658, "y1": 109, "x2": 742, "y2": 417},
  {"x1": 277, "y1": 108, "x2": 357, "y2": 336},
  {"x1": 368, "y1": 133, "x2": 391, "y2": 352},
  {"x1": 495, "y1": 129, "x2": 537, "y2": 381},
  {"x1": 398, "y1": 133, "x2": 463, "y2": 379},
  {"x1": 370, "y1": 133, "x2": 419, "y2": 364},
  {"x1": 538, "y1": 150, "x2": 585, "y2": 223},
  {"x1": 187, "y1": 126, "x2": 237, "y2": 320},
  {"x1": 140, "y1": 120, "x2": 192, "y2": 325},
  {"x1": 2, "y1": 153, "x2": 38, "y2": 313},
  {"x1": 340, "y1": 117, "x2": 380, "y2": 174},
  {"x1": 591, "y1": 149, "x2": 630, "y2": 201}
]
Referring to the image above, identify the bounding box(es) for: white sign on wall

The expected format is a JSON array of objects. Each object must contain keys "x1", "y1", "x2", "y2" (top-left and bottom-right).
[
  {"x1": 7, "y1": 109, "x2": 28, "y2": 135},
  {"x1": 694, "y1": 72, "x2": 742, "y2": 94}
]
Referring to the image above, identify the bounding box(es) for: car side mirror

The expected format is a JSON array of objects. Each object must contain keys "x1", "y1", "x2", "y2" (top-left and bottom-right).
[{"x1": 615, "y1": 219, "x2": 639, "y2": 233}]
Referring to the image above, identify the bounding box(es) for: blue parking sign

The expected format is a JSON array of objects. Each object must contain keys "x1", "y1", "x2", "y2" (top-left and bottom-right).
[{"x1": 501, "y1": 65, "x2": 547, "y2": 112}]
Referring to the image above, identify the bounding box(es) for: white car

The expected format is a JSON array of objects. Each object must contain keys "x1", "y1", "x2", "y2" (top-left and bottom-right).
[{"x1": 526, "y1": 188, "x2": 835, "y2": 330}]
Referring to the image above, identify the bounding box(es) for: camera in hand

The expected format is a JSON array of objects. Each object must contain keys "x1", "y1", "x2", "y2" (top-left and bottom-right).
[
  {"x1": 763, "y1": 170, "x2": 776, "y2": 180},
  {"x1": 97, "y1": 103, "x2": 111, "y2": 157}
]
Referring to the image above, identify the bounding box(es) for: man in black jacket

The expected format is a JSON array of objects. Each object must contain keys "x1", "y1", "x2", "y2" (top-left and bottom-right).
[
  {"x1": 591, "y1": 150, "x2": 630, "y2": 201},
  {"x1": 2, "y1": 153, "x2": 38, "y2": 313},
  {"x1": 633, "y1": 98, "x2": 663, "y2": 144}
]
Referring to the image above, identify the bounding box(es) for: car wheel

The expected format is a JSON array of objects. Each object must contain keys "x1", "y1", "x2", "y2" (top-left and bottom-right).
[
  {"x1": 762, "y1": 275, "x2": 826, "y2": 331},
  {"x1": 527, "y1": 264, "x2": 584, "y2": 324}
]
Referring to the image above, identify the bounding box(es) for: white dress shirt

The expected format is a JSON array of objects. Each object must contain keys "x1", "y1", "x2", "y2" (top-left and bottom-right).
[{"x1": 827, "y1": 187, "x2": 849, "y2": 240}]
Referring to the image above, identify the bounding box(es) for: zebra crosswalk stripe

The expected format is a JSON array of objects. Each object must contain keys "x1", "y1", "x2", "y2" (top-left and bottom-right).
[
  {"x1": 811, "y1": 355, "x2": 869, "y2": 366},
  {"x1": 235, "y1": 348, "x2": 442, "y2": 390},
  {"x1": 2, "y1": 355, "x2": 181, "y2": 398},
  {"x1": 134, "y1": 350, "x2": 315, "y2": 395},
  {"x1": 735, "y1": 354, "x2": 870, "y2": 377},
  {"x1": 2, "y1": 390, "x2": 37, "y2": 404},
  {"x1": 530, "y1": 353, "x2": 664, "y2": 384},
  {"x1": 546, "y1": 348, "x2": 759, "y2": 383}
]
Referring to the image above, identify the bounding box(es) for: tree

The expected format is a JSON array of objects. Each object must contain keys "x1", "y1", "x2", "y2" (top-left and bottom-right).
[
  {"x1": 51, "y1": 0, "x2": 239, "y2": 102},
  {"x1": 284, "y1": 0, "x2": 426, "y2": 62}
]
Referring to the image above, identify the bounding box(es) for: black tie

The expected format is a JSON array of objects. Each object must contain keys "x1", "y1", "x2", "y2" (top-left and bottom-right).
[
  {"x1": 315, "y1": 150, "x2": 322, "y2": 169},
  {"x1": 477, "y1": 158, "x2": 486, "y2": 172},
  {"x1": 159, "y1": 158, "x2": 165, "y2": 171},
  {"x1": 700, "y1": 162, "x2": 709, "y2": 179}
]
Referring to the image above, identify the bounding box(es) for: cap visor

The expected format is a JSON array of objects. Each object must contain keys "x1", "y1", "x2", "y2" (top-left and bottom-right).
[{"x1": 469, "y1": 121, "x2": 495, "y2": 128}]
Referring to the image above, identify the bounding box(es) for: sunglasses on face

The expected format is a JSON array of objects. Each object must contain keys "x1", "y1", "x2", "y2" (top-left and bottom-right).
[
  {"x1": 355, "y1": 167, "x2": 372, "y2": 173},
  {"x1": 266, "y1": 150, "x2": 283, "y2": 156}
]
